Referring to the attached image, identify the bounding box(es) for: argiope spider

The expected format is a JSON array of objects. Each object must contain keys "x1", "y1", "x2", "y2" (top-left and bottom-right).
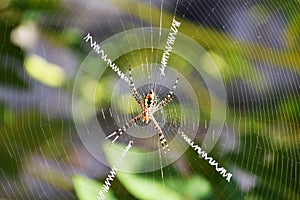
[{"x1": 106, "y1": 65, "x2": 179, "y2": 154}]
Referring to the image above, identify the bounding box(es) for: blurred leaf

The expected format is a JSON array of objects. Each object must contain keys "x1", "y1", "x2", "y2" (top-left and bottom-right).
[
  {"x1": 103, "y1": 141, "x2": 146, "y2": 172},
  {"x1": 103, "y1": 140, "x2": 203, "y2": 199},
  {"x1": 277, "y1": 96, "x2": 300, "y2": 123},
  {"x1": 245, "y1": 194, "x2": 265, "y2": 200},
  {"x1": 73, "y1": 175, "x2": 116, "y2": 200},
  {"x1": 24, "y1": 54, "x2": 66, "y2": 87},
  {"x1": 165, "y1": 175, "x2": 211, "y2": 200},
  {"x1": 117, "y1": 172, "x2": 184, "y2": 200},
  {"x1": 184, "y1": 175, "x2": 211, "y2": 199},
  {"x1": 61, "y1": 28, "x2": 82, "y2": 46}
]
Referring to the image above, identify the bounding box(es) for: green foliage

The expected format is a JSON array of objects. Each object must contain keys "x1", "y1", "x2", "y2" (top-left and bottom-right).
[
  {"x1": 73, "y1": 175, "x2": 116, "y2": 200},
  {"x1": 165, "y1": 175, "x2": 212, "y2": 200},
  {"x1": 117, "y1": 172, "x2": 184, "y2": 200},
  {"x1": 102, "y1": 142, "x2": 146, "y2": 172}
]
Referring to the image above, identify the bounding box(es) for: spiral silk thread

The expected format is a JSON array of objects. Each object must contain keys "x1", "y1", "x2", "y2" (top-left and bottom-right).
[
  {"x1": 180, "y1": 131, "x2": 232, "y2": 182},
  {"x1": 83, "y1": 33, "x2": 130, "y2": 83},
  {"x1": 97, "y1": 141, "x2": 133, "y2": 200},
  {"x1": 84, "y1": 19, "x2": 181, "y2": 79},
  {"x1": 160, "y1": 18, "x2": 181, "y2": 75}
]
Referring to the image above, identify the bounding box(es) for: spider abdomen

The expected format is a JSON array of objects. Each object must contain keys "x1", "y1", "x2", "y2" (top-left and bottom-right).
[{"x1": 144, "y1": 91, "x2": 155, "y2": 108}]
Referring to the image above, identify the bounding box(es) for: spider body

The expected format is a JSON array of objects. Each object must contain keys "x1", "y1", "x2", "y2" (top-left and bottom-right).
[
  {"x1": 106, "y1": 65, "x2": 179, "y2": 154},
  {"x1": 142, "y1": 111, "x2": 151, "y2": 124},
  {"x1": 144, "y1": 90, "x2": 155, "y2": 108},
  {"x1": 143, "y1": 90, "x2": 156, "y2": 123}
]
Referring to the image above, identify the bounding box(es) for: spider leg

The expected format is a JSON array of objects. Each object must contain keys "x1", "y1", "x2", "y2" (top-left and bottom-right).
[
  {"x1": 150, "y1": 117, "x2": 170, "y2": 154},
  {"x1": 154, "y1": 75, "x2": 179, "y2": 112},
  {"x1": 129, "y1": 65, "x2": 144, "y2": 109},
  {"x1": 106, "y1": 113, "x2": 142, "y2": 143}
]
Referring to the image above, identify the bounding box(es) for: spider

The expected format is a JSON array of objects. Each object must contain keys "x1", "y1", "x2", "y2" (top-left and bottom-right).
[{"x1": 106, "y1": 65, "x2": 179, "y2": 154}]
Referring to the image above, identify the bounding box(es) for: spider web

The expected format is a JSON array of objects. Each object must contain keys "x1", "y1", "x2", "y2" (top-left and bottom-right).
[{"x1": 0, "y1": 0, "x2": 299, "y2": 199}]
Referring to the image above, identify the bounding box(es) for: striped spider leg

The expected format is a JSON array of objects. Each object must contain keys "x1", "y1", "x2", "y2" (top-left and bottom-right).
[
  {"x1": 106, "y1": 65, "x2": 179, "y2": 154},
  {"x1": 105, "y1": 65, "x2": 144, "y2": 142},
  {"x1": 105, "y1": 113, "x2": 143, "y2": 143},
  {"x1": 128, "y1": 65, "x2": 144, "y2": 110},
  {"x1": 153, "y1": 76, "x2": 179, "y2": 113}
]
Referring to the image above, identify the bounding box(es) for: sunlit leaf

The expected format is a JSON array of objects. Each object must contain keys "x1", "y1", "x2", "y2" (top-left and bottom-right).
[
  {"x1": 24, "y1": 54, "x2": 66, "y2": 87},
  {"x1": 73, "y1": 175, "x2": 116, "y2": 200},
  {"x1": 102, "y1": 142, "x2": 146, "y2": 172},
  {"x1": 245, "y1": 194, "x2": 265, "y2": 200},
  {"x1": 184, "y1": 175, "x2": 212, "y2": 199},
  {"x1": 165, "y1": 175, "x2": 212, "y2": 199},
  {"x1": 117, "y1": 172, "x2": 184, "y2": 200}
]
